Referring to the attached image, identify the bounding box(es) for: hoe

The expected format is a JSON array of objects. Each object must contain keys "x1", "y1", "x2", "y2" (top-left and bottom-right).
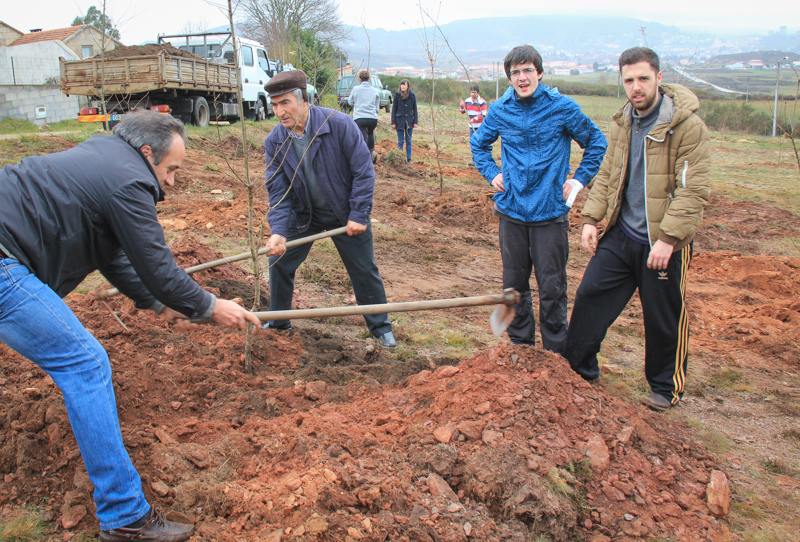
[{"x1": 100, "y1": 227, "x2": 518, "y2": 336}]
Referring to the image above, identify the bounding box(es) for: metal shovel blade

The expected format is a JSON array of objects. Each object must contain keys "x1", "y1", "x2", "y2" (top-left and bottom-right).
[{"x1": 489, "y1": 303, "x2": 515, "y2": 337}]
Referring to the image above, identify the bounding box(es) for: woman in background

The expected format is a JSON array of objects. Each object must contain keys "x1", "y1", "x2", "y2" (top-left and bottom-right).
[
  {"x1": 390, "y1": 79, "x2": 418, "y2": 163},
  {"x1": 348, "y1": 69, "x2": 381, "y2": 163}
]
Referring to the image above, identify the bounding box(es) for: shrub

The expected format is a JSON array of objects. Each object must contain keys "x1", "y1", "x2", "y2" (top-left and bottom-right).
[
  {"x1": 697, "y1": 101, "x2": 796, "y2": 135},
  {"x1": 385, "y1": 149, "x2": 406, "y2": 167}
]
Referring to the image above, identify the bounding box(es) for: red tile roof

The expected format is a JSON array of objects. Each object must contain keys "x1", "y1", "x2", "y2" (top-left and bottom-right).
[{"x1": 10, "y1": 25, "x2": 84, "y2": 46}]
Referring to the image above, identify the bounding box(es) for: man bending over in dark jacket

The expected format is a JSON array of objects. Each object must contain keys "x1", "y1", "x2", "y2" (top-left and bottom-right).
[
  {"x1": 0, "y1": 111, "x2": 260, "y2": 542},
  {"x1": 263, "y1": 70, "x2": 396, "y2": 349}
]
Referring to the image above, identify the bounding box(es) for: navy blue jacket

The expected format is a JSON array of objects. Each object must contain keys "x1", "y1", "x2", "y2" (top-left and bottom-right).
[
  {"x1": 0, "y1": 135, "x2": 213, "y2": 318},
  {"x1": 471, "y1": 84, "x2": 607, "y2": 223},
  {"x1": 391, "y1": 92, "x2": 418, "y2": 129},
  {"x1": 264, "y1": 106, "x2": 375, "y2": 237}
]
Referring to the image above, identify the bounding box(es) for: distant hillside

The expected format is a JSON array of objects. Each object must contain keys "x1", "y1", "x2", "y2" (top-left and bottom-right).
[
  {"x1": 341, "y1": 15, "x2": 684, "y2": 68},
  {"x1": 706, "y1": 51, "x2": 800, "y2": 67}
]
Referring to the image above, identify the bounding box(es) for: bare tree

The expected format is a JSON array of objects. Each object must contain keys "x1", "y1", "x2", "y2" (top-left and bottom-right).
[
  {"x1": 413, "y1": 3, "x2": 471, "y2": 195},
  {"x1": 181, "y1": 18, "x2": 211, "y2": 34},
  {"x1": 239, "y1": 0, "x2": 348, "y2": 63}
]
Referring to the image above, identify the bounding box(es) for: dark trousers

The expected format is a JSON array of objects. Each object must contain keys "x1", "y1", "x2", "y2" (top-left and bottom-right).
[
  {"x1": 355, "y1": 118, "x2": 378, "y2": 151},
  {"x1": 499, "y1": 217, "x2": 569, "y2": 352},
  {"x1": 564, "y1": 227, "x2": 692, "y2": 403},
  {"x1": 268, "y1": 209, "x2": 391, "y2": 336}
]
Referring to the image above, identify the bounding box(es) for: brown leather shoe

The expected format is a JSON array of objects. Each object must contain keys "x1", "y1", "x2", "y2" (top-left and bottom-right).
[
  {"x1": 99, "y1": 506, "x2": 193, "y2": 542},
  {"x1": 641, "y1": 392, "x2": 673, "y2": 412}
]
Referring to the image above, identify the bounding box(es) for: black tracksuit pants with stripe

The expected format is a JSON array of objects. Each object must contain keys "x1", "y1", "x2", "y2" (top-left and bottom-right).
[{"x1": 564, "y1": 226, "x2": 692, "y2": 404}]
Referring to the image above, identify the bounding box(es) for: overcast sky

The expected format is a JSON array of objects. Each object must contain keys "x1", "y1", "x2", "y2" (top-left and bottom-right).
[{"x1": 6, "y1": 0, "x2": 799, "y2": 45}]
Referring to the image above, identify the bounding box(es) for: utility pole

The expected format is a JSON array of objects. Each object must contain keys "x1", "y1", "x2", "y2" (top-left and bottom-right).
[
  {"x1": 772, "y1": 56, "x2": 788, "y2": 137},
  {"x1": 495, "y1": 61, "x2": 499, "y2": 100}
]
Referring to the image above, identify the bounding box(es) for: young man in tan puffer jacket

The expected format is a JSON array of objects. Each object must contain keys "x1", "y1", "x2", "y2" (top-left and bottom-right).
[{"x1": 563, "y1": 46, "x2": 710, "y2": 411}]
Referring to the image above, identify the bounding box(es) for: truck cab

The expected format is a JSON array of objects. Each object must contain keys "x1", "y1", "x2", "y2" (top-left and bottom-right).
[{"x1": 159, "y1": 32, "x2": 274, "y2": 121}]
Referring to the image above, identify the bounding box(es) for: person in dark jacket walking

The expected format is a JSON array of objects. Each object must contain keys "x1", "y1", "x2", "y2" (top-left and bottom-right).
[
  {"x1": 390, "y1": 79, "x2": 418, "y2": 163},
  {"x1": 0, "y1": 111, "x2": 260, "y2": 542},
  {"x1": 348, "y1": 69, "x2": 381, "y2": 163},
  {"x1": 263, "y1": 70, "x2": 396, "y2": 349}
]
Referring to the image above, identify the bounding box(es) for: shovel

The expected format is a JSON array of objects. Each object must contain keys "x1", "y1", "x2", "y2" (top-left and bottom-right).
[
  {"x1": 194, "y1": 288, "x2": 520, "y2": 337},
  {"x1": 101, "y1": 226, "x2": 349, "y2": 298}
]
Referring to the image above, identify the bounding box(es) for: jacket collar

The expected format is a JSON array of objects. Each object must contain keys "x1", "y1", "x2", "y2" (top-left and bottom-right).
[
  {"x1": 276, "y1": 105, "x2": 333, "y2": 140},
  {"x1": 129, "y1": 138, "x2": 166, "y2": 202}
]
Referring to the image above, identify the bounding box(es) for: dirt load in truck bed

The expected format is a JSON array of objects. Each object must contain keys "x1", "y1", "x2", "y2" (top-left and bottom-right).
[{"x1": 97, "y1": 43, "x2": 203, "y2": 60}]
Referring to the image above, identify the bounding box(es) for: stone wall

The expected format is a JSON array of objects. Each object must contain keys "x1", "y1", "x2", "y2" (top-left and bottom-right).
[{"x1": 0, "y1": 84, "x2": 81, "y2": 125}]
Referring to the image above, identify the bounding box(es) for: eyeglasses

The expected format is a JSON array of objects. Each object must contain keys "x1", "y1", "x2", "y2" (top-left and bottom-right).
[{"x1": 509, "y1": 67, "x2": 537, "y2": 79}]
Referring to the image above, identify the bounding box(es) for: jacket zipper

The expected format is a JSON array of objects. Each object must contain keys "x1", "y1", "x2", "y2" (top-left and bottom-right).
[{"x1": 641, "y1": 131, "x2": 670, "y2": 247}]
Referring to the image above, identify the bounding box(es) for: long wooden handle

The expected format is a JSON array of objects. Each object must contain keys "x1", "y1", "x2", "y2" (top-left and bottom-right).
[
  {"x1": 193, "y1": 289, "x2": 521, "y2": 324},
  {"x1": 103, "y1": 226, "x2": 348, "y2": 298}
]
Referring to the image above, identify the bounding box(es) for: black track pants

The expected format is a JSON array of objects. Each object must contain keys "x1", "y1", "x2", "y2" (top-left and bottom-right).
[{"x1": 564, "y1": 227, "x2": 692, "y2": 403}]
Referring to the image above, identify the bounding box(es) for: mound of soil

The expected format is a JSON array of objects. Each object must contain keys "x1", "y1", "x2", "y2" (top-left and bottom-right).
[
  {"x1": 0, "y1": 246, "x2": 732, "y2": 541},
  {"x1": 100, "y1": 44, "x2": 203, "y2": 60}
]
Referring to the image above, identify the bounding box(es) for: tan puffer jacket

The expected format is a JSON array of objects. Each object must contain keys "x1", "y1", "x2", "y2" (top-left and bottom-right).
[{"x1": 582, "y1": 83, "x2": 711, "y2": 250}]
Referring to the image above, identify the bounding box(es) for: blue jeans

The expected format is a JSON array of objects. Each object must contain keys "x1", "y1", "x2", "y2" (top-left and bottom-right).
[
  {"x1": 0, "y1": 258, "x2": 148, "y2": 530},
  {"x1": 396, "y1": 128, "x2": 413, "y2": 160}
]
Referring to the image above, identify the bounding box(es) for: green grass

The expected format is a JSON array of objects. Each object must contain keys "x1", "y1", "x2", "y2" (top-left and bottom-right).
[
  {"x1": 0, "y1": 514, "x2": 47, "y2": 541},
  {"x1": 0, "y1": 118, "x2": 41, "y2": 135},
  {"x1": 708, "y1": 368, "x2": 745, "y2": 388},
  {"x1": 684, "y1": 418, "x2": 733, "y2": 455}
]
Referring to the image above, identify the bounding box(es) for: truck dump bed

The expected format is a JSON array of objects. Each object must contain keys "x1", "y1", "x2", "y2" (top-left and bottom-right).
[{"x1": 60, "y1": 51, "x2": 237, "y2": 96}]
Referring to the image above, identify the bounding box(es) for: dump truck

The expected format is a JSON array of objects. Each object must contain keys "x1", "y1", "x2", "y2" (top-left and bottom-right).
[{"x1": 60, "y1": 32, "x2": 276, "y2": 127}]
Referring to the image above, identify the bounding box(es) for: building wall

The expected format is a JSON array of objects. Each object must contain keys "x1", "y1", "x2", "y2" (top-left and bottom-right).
[
  {"x1": 0, "y1": 84, "x2": 81, "y2": 125},
  {"x1": 0, "y1": 41, "x2": 78, "y2": 84},
  {"x1": 64, "y1": 26, "x2": 118, "y2": 59},
  {"x1": 0, "y1": 23, "x2": 23, "y2": 47}
]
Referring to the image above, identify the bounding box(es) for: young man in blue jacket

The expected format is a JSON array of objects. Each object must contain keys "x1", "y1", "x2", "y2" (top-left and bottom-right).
[
  {"x1": 263, "y1": 70, "x2": 396, "y2": 348},
  {"x1": 471, "y1": 45, "x2": 607, "y2": 352},
  {"x1": 0, "y1": 112, "x2": 260, "y2": 541}
]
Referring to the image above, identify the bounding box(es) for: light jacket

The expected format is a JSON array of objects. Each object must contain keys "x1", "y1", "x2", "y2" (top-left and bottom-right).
[
  {"x1": 348, "y1": 81, "x2": 380, "y2": 120},
  {"x1": 471, "y1": 84, "x2": 607, "y2": 223},
  {"x1": 582, "y1": 83, "x2": 711, "y2": 250},
  {"x1": 0, "y1": 135, "x2": 213, "y2": 317},
  {"x1": 264, "y1": 106, "x2": 375, "y2": 237}
]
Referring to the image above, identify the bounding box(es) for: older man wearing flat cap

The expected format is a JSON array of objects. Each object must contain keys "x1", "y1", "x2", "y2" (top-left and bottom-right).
[{"x1": 262, "y1": 70, "x2": 396, "y2": 349}]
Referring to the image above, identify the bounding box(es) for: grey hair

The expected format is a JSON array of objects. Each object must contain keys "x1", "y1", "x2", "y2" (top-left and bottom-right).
[
  {"x1": 291, "y1": 87, "x2": 307, "y2": 104},
  {"x1": 114, "y1": 111, "x2": 186, "y2": 165}
]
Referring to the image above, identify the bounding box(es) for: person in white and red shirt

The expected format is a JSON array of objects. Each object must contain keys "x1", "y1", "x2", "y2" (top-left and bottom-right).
[{"x1": 460, "y1": 84, "x2": 488, "y2": 136}]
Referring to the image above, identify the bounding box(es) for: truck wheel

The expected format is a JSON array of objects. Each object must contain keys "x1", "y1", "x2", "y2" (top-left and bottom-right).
[
  {"x1": 192, "y1": 97, "x2": 210, "y2": 127},
  {"x1": 384, "y1": 97, "x2": 391, "y2": 113},
  {"x1": 255, "y1": 99, "x2": 266, "y2": 122}
]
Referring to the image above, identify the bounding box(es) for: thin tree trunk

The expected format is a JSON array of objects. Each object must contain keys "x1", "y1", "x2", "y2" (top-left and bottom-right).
[{"x1": 227, "y1": 0, "x2": 260, "y2": 374}]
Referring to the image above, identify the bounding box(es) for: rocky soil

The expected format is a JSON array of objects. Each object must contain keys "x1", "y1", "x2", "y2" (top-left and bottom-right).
[{"x1": 2, "y1": 124, "x2": 799, "y2": 541}]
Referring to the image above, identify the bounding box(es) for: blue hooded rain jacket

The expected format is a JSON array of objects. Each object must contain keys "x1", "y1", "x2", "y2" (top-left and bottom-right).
[{"x1": 471, "y1": 84, "x2": 607, "y2": 223}]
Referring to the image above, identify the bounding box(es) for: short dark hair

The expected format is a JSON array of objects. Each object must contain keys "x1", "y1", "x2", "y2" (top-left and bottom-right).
[
  {"x1": 114, "y1": 111, "x2": 185, "y2": 165},
  {"x1": 470, "y1": 84, "x2": 480, "y2": 93},
  {"x1": 359, "y1": 69, "x2": 370, "y2": 82},
  {"x1": 504, "y1": 45, "x2": 544, "y2": 80},
  {"x1": 618, "y1": 47, "x2": 660, "y2": 74}
]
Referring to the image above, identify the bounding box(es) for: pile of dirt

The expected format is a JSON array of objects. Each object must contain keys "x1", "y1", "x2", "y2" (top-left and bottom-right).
[
  {"x1": 0, "y1": 265, "x2": 733, "y2": 541},
  {"x1": 99, "y1": 43, "x2": 203, "y2": 60}
]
